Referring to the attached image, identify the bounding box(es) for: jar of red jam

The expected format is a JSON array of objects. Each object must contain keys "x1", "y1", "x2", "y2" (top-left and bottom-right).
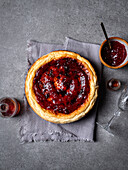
[
  {"x1": 0, "y1": 97, "x2": 20, "y2": 118},
  {"x1": 99, "y1": 37, "x2": 128, "y2": 69}
]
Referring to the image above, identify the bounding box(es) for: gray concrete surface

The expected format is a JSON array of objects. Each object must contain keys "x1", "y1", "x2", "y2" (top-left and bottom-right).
[{"x1": 0, "y1": 0, "x2": 128, "y2": 170}]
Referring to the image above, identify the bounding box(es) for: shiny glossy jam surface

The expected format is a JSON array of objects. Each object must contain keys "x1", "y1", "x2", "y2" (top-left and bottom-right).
[
  {"x1": 33, "y1": 57, "x2": 90, "y2": 114},
  {"x1": 101, "y1": 41, "x2": 127, "y2": 66}
]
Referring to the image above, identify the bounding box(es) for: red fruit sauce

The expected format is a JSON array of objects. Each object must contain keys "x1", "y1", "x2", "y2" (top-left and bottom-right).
[
  {"x1": 101, "y1": 41, "x2": 127, "y2": 66},
  {"x1": 33, "y1": 57, "x2": 90, "y2": 114}
]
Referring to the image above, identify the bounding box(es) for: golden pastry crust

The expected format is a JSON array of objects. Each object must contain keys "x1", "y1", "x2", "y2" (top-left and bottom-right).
[{"x1": 25, "y1": 51, "x2": 98, "y2": 124}]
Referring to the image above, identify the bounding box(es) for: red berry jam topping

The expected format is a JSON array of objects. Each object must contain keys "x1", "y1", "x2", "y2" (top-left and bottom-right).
[
  {"x1": 33, "y1": 57, "x2": 90, "y2": 114},
  {"x1": 101, "y1": 41, "x2": 127, "y2": 66}
]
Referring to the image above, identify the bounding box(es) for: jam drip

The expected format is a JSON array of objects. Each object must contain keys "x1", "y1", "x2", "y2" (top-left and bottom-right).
[
  {"x1": 101, "y1": 41, "x2": 127, "y2": 66},
  {"x1": 33, "y1": 57, "x2": 90, "y2": 114}
]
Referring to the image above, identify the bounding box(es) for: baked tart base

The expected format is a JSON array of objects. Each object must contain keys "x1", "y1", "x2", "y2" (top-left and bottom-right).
[{"x1": 25, "y1": 51, "x2": 98, "y2": 124}]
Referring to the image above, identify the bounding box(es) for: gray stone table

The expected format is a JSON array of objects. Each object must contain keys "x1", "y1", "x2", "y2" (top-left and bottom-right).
[{"x1": 0, "y1": 0, "x2": 128, "y2": 170}]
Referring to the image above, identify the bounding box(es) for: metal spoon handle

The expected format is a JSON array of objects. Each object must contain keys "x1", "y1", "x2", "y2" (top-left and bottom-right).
[{"x1": 101, "y1": 22, "x2": 111, "y2": 49}]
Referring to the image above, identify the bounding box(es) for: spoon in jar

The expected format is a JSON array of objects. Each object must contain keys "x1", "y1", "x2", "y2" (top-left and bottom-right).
[{"x1": 101, "y1": 22, "x2": 111, "y2": 50}]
